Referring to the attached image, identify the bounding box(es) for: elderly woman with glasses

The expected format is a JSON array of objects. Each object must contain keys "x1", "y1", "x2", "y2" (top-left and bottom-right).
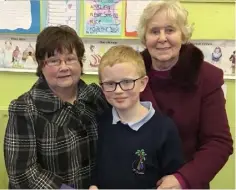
[
  {"x1": 138, "y1": 1, "x2": 233, "y2": 189},
  {"x1": 4, "y1": 26, "x2": 109, "y2": 189}
]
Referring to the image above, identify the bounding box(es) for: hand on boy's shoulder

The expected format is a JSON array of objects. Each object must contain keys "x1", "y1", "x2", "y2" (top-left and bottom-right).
[
  {"x1": 156, "y1": 175, "x2": 181, "y2": 189},
  {"x1": 89, "y1": 185, "x2": 99, "y2": 190}
]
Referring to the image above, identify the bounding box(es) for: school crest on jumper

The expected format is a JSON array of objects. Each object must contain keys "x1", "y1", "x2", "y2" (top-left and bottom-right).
[{"x1": 132, "y1": 149, "x2": 147, "y2": 174}]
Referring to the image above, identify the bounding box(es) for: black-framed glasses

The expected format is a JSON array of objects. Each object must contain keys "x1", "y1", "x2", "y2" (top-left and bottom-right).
[
  {"x1": 100, "y1": 76, "x2": 144, "y2": 92},
  {"x1": 44, "y1": 55, "x2": 79, "y2": 66}
]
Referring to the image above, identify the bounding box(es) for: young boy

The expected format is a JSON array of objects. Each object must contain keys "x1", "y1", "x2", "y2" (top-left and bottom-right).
[{"x1": 90, "y1": 45, "x2": 184, "y2": 189}]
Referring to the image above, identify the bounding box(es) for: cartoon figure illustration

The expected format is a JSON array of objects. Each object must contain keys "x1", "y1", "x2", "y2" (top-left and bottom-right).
[
  {"x1": 211, "y1": 46, "x2": 222, "y2": 65},
  {"x1": 229, "y1": 51, "x2": 235, "y2": 75},
  {"x1": 3, "y1": 40, "x2": 13, "y2": 67},
  {"x1": 89, "y1": 44, "x2": 101, "y2": 67},
  {"x1": 132, "y1": 149, "x2": 147, "y2": 175},
  {"x1": 12, "y1": 46, "x2": 21, "y2": 63},
  {"x1": 67, "y1": 2, "x2": 73, "y2": 10},
  {"x1": 22, "y1": 43, "x2": 37, "y2": 68}
]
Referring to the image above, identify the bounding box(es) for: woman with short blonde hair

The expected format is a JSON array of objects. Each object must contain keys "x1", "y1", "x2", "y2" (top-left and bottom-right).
[
  {"x1": 138, "y1": 1, "x2": 233, "y2": 189},
  {"x1": 138, "y1": 1, "x2": 193, "y2": 45}
]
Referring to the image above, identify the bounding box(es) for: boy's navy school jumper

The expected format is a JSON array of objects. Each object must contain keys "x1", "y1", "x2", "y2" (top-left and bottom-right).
[{"x1": 92, "y1": 102, "x2": 184, "y2": 189}]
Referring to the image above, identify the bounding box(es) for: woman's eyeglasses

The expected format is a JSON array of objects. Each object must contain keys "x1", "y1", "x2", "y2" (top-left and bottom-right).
[
  {"x1": 45, "y1": 55, "x2": 79, "y2": 66},
  {"x1": 100, "y1": 76, "x2": 144, "y2": 92}
]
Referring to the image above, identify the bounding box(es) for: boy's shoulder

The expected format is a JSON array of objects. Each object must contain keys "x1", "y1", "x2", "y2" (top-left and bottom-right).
[
  {"x1": 152, "y1": 111, "x2": 174, "y2": 124},
  {"x1": 148, "y1": 111, "x2": 178, "y2": 134},
  {"x1": 97, "y1": 107, "x2": 113, "y2": 122}
]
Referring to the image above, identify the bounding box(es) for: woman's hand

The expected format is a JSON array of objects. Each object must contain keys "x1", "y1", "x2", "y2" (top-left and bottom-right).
[
  {"x1": 89, "y1": 185, "x2": 99, "y2": 190},
  {"x1": 157, "y1": 175, "x2": 181, "y2": 189}
]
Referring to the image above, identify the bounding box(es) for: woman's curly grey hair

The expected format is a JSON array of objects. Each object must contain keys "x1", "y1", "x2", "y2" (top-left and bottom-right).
[{"x1": 137, "y1": 0, "x2": 194, "y2": 45}]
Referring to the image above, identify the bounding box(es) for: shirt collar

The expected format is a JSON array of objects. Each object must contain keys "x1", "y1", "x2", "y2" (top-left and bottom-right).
[{"x1": 112, "y1": 101, "x2": 155, "y2": 131}]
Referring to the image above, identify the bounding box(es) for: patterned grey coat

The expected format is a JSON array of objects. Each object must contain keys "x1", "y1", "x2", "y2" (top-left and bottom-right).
[{"x1": 4, "y1": 76, "x2": 109, "y2": 189}]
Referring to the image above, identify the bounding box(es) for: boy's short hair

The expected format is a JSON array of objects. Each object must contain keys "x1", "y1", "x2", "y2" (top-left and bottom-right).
[{"x1": 98, "y1": 45, "x2": 146, "y2": 80}]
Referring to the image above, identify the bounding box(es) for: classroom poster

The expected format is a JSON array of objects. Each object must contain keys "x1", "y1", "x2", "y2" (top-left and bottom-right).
[
  {"x1": 0, "y1": 36, "x2": 234, "y2": 79},
  {"x1": 192, "y1": 40, "x2": 235, "y2": 77},
  {"x1": 0, "y1": 36, "x2": 37, "y2": 72},
  {"x1": 125, "y1": 0, "x2": 154, "y2": 37},
  {"x1": 82, "y1": 39, "x2": 144, "y2": 74},
  {"x1": 83, "y1": 39, "x2": 118, "y2": 74},
  {"x1": 0, "y1": 0, "x2": 40, "y2": 34},
  {"x1": 84, "y1": 0, "x2": 122, "y2": 36},
  {"x1": 82, "y1": 39, "x2": 235, "y2": 78},
  {"x1": 44, "y1": 0, "x2": 79, "y2": 31}
]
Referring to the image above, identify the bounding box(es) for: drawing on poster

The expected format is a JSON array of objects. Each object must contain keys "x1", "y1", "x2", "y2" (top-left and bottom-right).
[
  {"x1": 229, "y1": 50, "x2": 235, "y2": 75},
  {"x1": 46, "y1": 0, "x2": 78, "y2": 31},
  {"x1": 82, "y1": 40, "x2": 235, "y2": 77},
  {"x1": 0, "y1": 37, "x2": 234, "y2": 78},
  {"x1": 0, "y1": 0, "x2": 40, "y2": 34},
  {"x1": 87, "y1": 45, "x2": 102, "y2": 67},
  {"x1": 82, "y1": 39, "x2": 145, "y2": 74},
  {"x1": 125, "y1": 0, "x2": 153, "y2": 37},
  {"x1": 83, "y1": 40, "x2": 119, "y2": 73},
  {"x1": 84, "y1": 0, "x2": 122, "y2": 36},
  {"x1": 0, "y1": 37, "x2": 37, "y2": 71},
  {"x1": 211, "y1": 46, "x2": 222, "y2": 65},
  {"x1": 192, "y1": 40, "x2": 235, "y2": 76}
]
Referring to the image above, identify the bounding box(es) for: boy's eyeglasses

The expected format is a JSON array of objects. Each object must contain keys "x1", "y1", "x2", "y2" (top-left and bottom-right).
[
  {"x1": 44, "y1": 55, "x2": 79, "y2": 66},
  {"x1": 100, "y1": 76, "x2": 144, "y2": 92}
]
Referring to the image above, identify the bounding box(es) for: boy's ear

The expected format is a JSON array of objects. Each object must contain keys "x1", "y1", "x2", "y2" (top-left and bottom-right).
[{"x1": 140, "y1": 75, "x2": 149, "y2": 92}]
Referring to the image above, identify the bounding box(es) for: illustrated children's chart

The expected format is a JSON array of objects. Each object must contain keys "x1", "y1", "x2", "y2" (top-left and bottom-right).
[
  {"x1": 0, "y1": 36, "x2": 37, "y2": 72},
  {"x1": 0, "y1": 0, "x2": 40, "y2": 34},
  {"x1": 82, "y1": 39, "x2": 235, "y2": 77},
  {"x1": 44, "y1": 0, "x2": 79, "y2": 31},
  {"x1": 82, "y1": 39, "x2": 144, "y2": 74},
  {"x1": 192, "y1": 40, "x2": 236, "y2": 77},
  {"x1": 84, "y1": 0, "x2": 122, "y2": 36},
  {"x1": 83, "y1": 39, "x2": 118, "y2": 74}
]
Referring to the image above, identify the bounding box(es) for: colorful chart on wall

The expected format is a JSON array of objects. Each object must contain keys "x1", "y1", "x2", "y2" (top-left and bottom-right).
[
  {"x1": 83, "y1": 39, "x2": 116, "y2": 74},
  {"x1": 0, "y1": 36, "x2": 235, "y2": 79},
  {"x1": 82, "y1": 39, "x2": 144, "y2": 74},
  {"x1": 83, "y1": 0, "x2": 122, "y2": 36},
  {"x1": 82, "y1": 39, "x2": 235, "y2": 78},
  {"x1": 0, "y1": 0, "x2": 40, "y2": 34},
  {"x1": 125, "y1": 0, "x2": 154, "y2": 37},
  {"x1": 0, "y1": 35, "x2": 37, "y2": 72},
  {"x1": 192, "y1": 40, "x2": 236, "y2": 78},
  {"x1": 43, "y1": 0, "x2": 79, "y2": 31}
]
